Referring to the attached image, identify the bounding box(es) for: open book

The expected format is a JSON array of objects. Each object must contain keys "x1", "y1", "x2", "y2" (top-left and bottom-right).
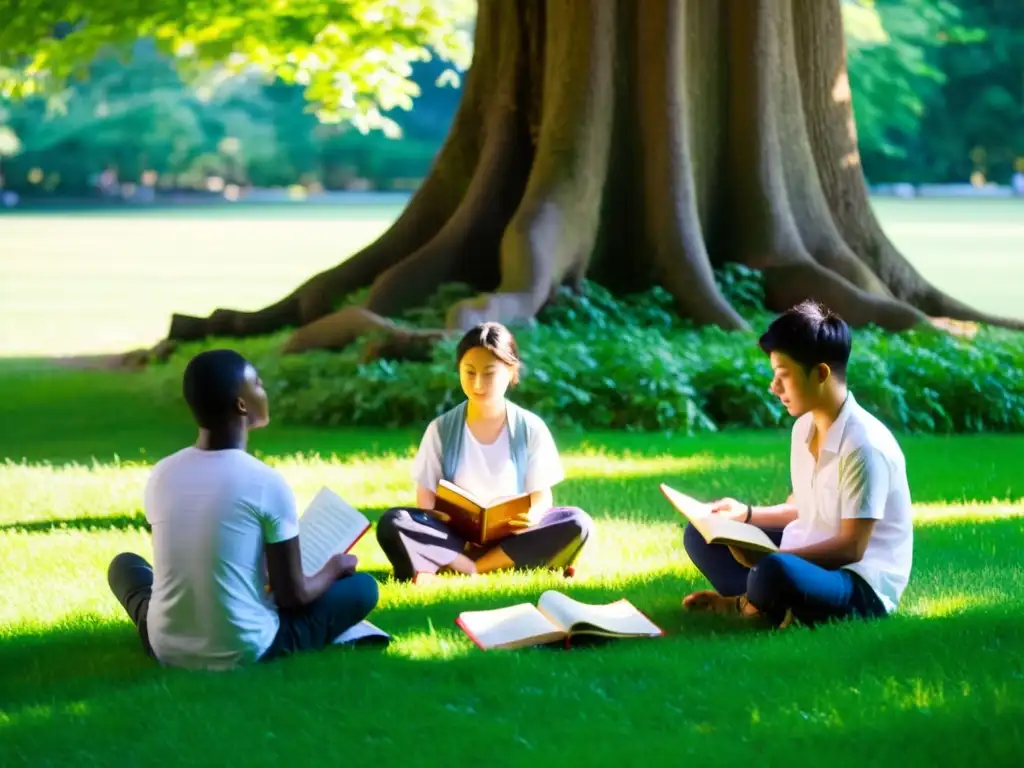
[
  {"x1": 434, "y1": 479, "x2": 531, "y2": 545},
  {"x1": 332, "y1": 620, "x2": 390, "y2": 648},
  {"x1": 456, "y1": 590, "x2": 664, "y2": 650},
  {"x1": 659, "y1": 483, "x2": 779, "y2": 553},
  {"x1": 298, "y1": 487, "x2": 372, "y2": 575}
]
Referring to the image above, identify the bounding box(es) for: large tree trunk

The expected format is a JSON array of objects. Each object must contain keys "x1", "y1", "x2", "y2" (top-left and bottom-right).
[{"x1": 158, "y1": 0, "x2": 1023, "y2": 360}]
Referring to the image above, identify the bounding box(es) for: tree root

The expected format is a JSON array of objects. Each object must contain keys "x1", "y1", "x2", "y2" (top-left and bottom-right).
[{"x1": 116, "y1": 0, "x2": 1018, "y2": 370}]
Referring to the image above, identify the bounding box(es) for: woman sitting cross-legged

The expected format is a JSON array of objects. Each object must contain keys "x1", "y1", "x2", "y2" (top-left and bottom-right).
[{"x1": 376, "y1": 322, "x2": 594, "y2": 582}]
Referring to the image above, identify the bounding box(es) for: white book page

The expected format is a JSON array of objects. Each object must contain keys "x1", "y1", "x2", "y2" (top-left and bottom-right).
[
  {"x1": 458, "y1": 603, "x2": 564, "y2": 650},
  {"x1": 438, "y1": 479, "x2": 485, "y2": 508},
  {"x1": 298, "y1": 487, "x2": 370, "y2": 576},
  {"x1": 332, "y1": 620, "x2": 390, "y2": 646},
  {"x1": 704, "y1": 516, "x2": 780, "y2": 553},
  {"x1": 537, "y1": 591, "x2": 662, "y2": 638},
  {"x1": 660, "y1": 484, "x2": 713, "y2": 525}
]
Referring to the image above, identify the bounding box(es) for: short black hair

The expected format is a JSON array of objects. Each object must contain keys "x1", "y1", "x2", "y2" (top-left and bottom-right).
[
  {"x1": 455, "y1": 322, "x2": 521, "y2": 385},
  {"x1": 758, "y1": 301, "x2": 852, "y2": 381},
  {"x1": 182, "y1": 349, "x2": 250, "y2": 428}
]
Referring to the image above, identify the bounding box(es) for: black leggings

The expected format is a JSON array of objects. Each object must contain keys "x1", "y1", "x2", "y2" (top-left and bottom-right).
[{"x1": 376, "y1": 506, "x2": 594, "y2": 581}]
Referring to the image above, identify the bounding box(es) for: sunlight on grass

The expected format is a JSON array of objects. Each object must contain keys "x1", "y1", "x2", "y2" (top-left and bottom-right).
[
  {"x1": 387, "y1": 629, "x2": 474, "y2": 661},
  {"x1": 0, "y1": 702, "x2": 56, "y2": 731},
  {"x1": 884, "y1": 677, "x2": 951, "y2": 713},
  {"x1": 1, "y1": 199, "x2": 1021, "y2": 357},
  {"x1": 0, "y1": 210, "x2": 397, "y2": 357},
  {"x1": 0, "y1": 529, "x2": 150, "y2": 629},
  {"x1": 564, "y1": 451, "x2": 774, "y2": 479},
  {"x1": 908, "y1": 594, "x2": 996, "y2": 618}
]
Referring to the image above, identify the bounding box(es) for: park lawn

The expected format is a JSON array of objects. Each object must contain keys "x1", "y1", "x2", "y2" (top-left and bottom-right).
[
  {"x1": 1, "y1": 366, "x2": 1023, "y2": 766},
  {"x1": 1, "y1": 196, "x2": 1023, "y2": 358}
]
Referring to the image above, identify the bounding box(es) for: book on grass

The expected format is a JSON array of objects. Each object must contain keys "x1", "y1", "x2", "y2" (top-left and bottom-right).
[
  {"x1": 659, "y1": 483, "x2": 779, "y2": 553},
  {"x1": 298, "y1": 486, "x2": 372, "y2": 576},
  {"x1": 434, "y1": 479, "x2": 532, "y2": 545},
  {"x1": 455, "y1": 590, "x2": 664, "y2": 650},
  {"x1": 332, "y1": 620, "x2": 390, "y2": 648}
]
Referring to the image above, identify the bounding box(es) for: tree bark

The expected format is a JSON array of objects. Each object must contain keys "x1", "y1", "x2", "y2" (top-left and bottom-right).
[{"x1": 156, "y1": 0, "x2": 1021, "y2": 360}]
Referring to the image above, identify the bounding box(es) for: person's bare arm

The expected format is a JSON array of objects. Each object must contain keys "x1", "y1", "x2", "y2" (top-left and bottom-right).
[
  {"x1": 781, "y1": 518, "x2": 876, "y2": 568},
  {"x1": 506, "y1": 488, "x2": 553, "y2": 530},
  {"x1": 711, "y1": 494, "x2": 799, "y2": 528},
  {"x1": 416, "y1": 485, "x2": 437, "y2": 510},
  {"x1": 748, "y1": 494, "x2": 799, "y2": 528},
  {"x1": 265, "y1": 537, "x2": 354, "y2": 610}
]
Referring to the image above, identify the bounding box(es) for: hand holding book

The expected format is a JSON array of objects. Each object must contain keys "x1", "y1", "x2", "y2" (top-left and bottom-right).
[
  {"x1": 707, "y1": 497, "x2": 752, "y2": 521},
  {"x1": 329, "y1": 552, "x2": 360, "y2": 578}
]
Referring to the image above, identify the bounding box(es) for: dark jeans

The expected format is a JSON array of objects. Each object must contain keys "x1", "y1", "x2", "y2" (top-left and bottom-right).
[
  {"x1": 261, "y1": 573, "x2": 379, "y2": 661},
  {"x1": 107, "y1": 552, "x2": 379, "y2": 663},
  {"x1": 107, "y1": 552, "x2": 156, "y2": 658},
  {"x1": 682, "y1": 523, "x2": 888, "y2": 627}
]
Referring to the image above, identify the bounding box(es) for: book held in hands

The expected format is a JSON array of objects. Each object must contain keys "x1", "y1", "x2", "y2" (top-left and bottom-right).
[
  {"x1": 434, "y1": 479, "x2": 532, "y2": 545},
  {"x1": 659, "y1": 483, "x2": 779, "y2": 554},
  {"x1": 455, "y1": 590, "x2": 664, "y2": 650},
  {"x1": 298, "y1": 486, "x2": 372, "y2": 576}
]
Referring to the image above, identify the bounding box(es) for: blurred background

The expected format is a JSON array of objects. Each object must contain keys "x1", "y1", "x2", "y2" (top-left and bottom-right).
[{"x1": 1, "y1": 0, "x2": 1021, "y2": 357}]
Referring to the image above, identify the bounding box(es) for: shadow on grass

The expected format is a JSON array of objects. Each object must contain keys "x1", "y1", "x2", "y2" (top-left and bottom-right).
[
  {"x1": 3, "y1": 509, "x2": 1023, "y2": 716},
  {"x1": 1, "y1": 599, "x2": 1022, "y2": 765},
  {"x1": 0, "y1": 566, "x2": 742, "y2": 711}
]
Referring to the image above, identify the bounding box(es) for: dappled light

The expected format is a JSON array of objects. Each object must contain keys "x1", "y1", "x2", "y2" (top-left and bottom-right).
[
  {"x1": 386, "y1": 630, "x2": 475, "y2": 662},
  {"x1": 0, "y1": 2, "x2": 1022, "y2": 763}
]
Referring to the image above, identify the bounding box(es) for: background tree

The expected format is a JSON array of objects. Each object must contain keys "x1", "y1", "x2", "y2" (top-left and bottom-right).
[{"x1": 2, "y1": 0, "x2": 1021, "y2": 363}]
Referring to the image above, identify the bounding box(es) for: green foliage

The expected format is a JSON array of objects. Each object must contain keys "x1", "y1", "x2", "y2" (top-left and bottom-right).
[
  {"x1": 3, "y1": 1, "x2": 1021, "y2": 192},
  {"x1": 1, "y1": 38, "x2": 455, "y2": 194},
  {"x1": 149, "y1": 273, "x2": 1024, "y2": 436},
  {"x1": 853, "y1": 0, "x2": 1024, "y2": 184},
  {"x1": 845, "y1": 0, "x2": 977, "y2": 162},
  {"x1": 0, "y1": 1, "x2": 474, "y2": 135}
]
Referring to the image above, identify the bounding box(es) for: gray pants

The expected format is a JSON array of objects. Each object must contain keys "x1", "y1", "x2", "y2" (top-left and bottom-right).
[{"x1": 376, "y1": 506, "x2": 594, "y2": 581}]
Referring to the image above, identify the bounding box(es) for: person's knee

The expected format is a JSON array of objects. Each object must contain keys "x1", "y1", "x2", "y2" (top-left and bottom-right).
[
  {"x1": 564, "y1": 507, "x2": 594, "y2": 543},
  {"x1": 347, "y1": 572, "x2": 380, "y2": 617},
  {"x1": 746, "y1": 553, "x2": 792, "y2": 609},
  {"x1": 682, "y1": 523, "x2": 706, "y2": 560},
  {"x1": 375, "y1": 507, "x2": 406, "y2": 545},
  {"x1": 107, "y1": 551, "x2": 143, "y2": 590}
]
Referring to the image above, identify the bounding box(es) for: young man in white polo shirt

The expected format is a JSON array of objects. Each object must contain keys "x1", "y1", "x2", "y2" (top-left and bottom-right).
[
  {"x1": 106, "y1": 349, "x2": 379, "y2": 669},
  {"x1": 682, "y1": 301, "x2": 914, "y2": 628}
]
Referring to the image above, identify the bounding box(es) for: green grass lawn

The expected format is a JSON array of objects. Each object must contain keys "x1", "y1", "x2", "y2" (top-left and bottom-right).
[
  {"x1": 1, "y1": 199, "x2": 1023, "y2": 764},
  {"x1": 1, "y1": 365, "x2": 1023, "y2": 766},
  {"x1": 1, "y1": 196, "x2": 1022, "y2": 357}
]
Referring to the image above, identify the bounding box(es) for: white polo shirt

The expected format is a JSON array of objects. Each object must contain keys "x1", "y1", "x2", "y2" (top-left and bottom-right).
[{"x1": 782, "y1": 393, "x2": 914, "y2": 613}]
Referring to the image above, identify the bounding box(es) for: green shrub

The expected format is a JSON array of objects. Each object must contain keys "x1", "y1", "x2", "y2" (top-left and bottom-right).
[{"x1": 150, "y1": 275, "x2": 1024, "y2": 435}]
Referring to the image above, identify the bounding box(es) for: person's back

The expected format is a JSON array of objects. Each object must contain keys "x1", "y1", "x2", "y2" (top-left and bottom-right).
[
  {"x1": 107, "y1": 348, "x2": 379, "y2": 669},
  {"x1": 145, "y1": 447, "x2": 294, "y2": 669}
]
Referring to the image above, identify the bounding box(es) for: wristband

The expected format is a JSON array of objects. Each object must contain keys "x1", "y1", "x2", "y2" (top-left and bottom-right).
[{"x1": 744, "y1": 505, "x2": 752, "y2": 523}]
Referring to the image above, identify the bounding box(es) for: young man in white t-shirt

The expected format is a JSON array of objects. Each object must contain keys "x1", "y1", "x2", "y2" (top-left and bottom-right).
[
  {"x1": 106, "y1": 349, "x2": 379, "y2": 670},
  {"x1": 682, "y1": 301, "x2": 914, "y2": 628}
]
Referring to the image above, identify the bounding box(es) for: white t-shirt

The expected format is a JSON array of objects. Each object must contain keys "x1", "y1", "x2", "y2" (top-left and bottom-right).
[
  {"x1": 144, "y1": 447, "x2": 299, "y2": 670},
  {"x1": 781, "y1": 393, "x2": 914, "y2": 613},
  {"x1": 412, "y1": 406, "x2": 565, "y2": 505}
]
